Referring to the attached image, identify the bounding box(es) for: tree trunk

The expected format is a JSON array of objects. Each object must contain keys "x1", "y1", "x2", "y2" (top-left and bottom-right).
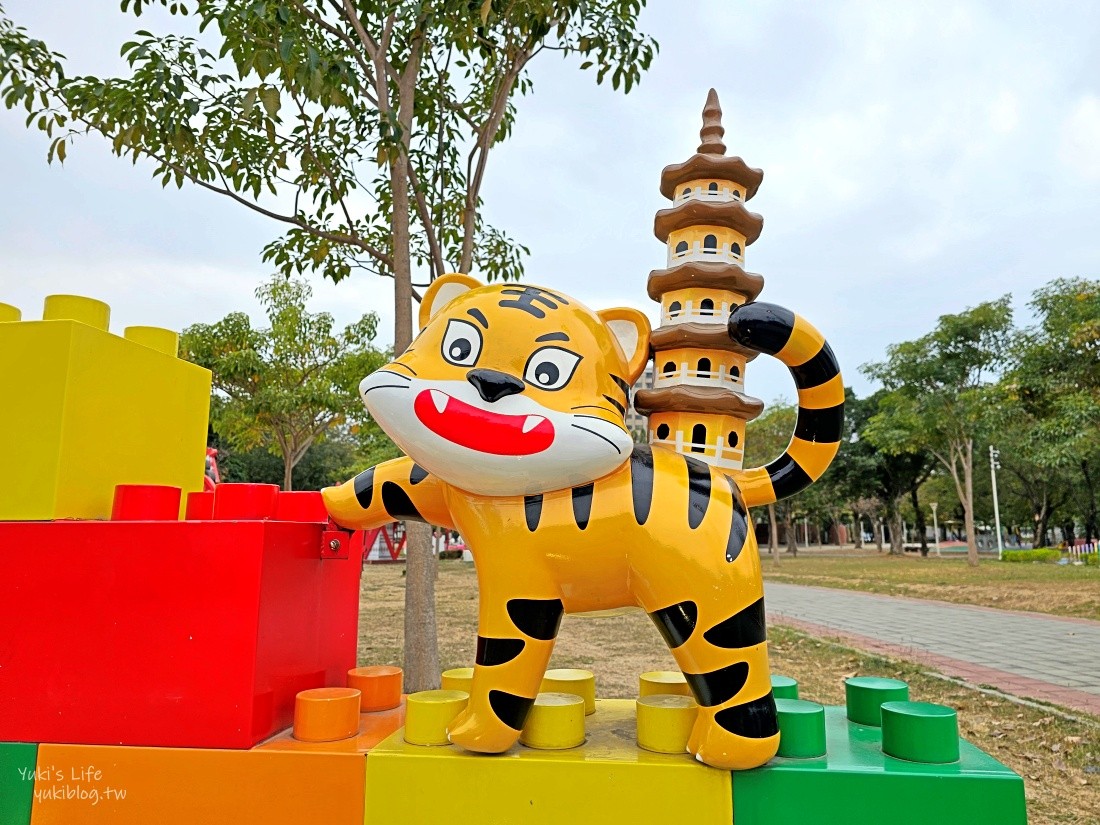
[
  {"x1": 874, "y1": 518, "x2": 883, "y2": 551},
  {"x1": 283, "y1": 457, "x2": 293, "y2": 492},
  {"x1": 852, "y1": 515, "x2": 863, "y2": 549},
  {"x1": 1034, "y1": 493, "x2": 1051, "y2": 549},
  {"x1": 767, "y1": 503, "x2": 779, "y2": 567},
  {"x1": 1081, "y1": 460, "x2": 1098, "y2": 544},
  {"x1": 889, "y1": 500, "x2": 905, "y2": 555},
  {"x1": 783, "y1": 506, "x2": 798, "y2": 556},
  {"x1": 962, "y1": 439, "x2": 979, "y2": 566},
  {"x1": 910, "y1": 486, "x2": 928, "y2": 556}
]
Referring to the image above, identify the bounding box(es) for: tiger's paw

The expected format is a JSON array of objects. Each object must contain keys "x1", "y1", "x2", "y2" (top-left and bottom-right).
[
  {"x1": 446, "y1": 704, "x2": 526, "y2": 753},
  {"x1": 687, "y1": 703, "x2": 780, "y2": 770}
]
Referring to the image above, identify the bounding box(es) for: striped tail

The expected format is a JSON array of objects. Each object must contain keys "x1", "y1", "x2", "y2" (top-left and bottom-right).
[{"x1": 727, "y1": 302, "x2": 844, "y2": 509}]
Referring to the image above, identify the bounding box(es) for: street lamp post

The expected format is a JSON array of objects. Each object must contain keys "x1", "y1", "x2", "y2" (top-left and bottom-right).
[
  {"x1": 931, "y1": 502, "x2": 941, "y2": 557},
  {"x1": 990, "y1": 445, "x2": 1004, "y2": 561}
]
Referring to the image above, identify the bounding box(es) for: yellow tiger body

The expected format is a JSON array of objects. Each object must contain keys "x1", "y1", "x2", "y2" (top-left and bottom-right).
[{"x1": 323, "y1": 273, "x2": 843, "y2": 770}]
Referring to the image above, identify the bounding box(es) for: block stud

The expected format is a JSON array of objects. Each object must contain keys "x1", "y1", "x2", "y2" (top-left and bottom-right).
[
  {"x1": 636, "y1": 694, "x2": 699, "y2": 754},
  {"x1": 212, "y1": 483, "x2": 280, "y2": 520},
  {"x1": 124, "y1": 326, "x2": 179, "y2": 357},
  {"x1": 844, "y1": 676, "x2": 909, "y2": 726},
  {"x1": 43, "y1": 294, "x2": 110, "y2": 331},
  {"x1": 775, "y1": 698, "x2": 827, "y2": 758},
  {"x1": 440, "y1": 667, "x2": 474, "y2": 693},
  {"x1": 110, "y1": 484, "x2": 182, "y2": 521},
  {"x1": 185, "y1": 491, "x2": 215, "y2": 520},
  {"x1": 348, "y1": 665, "x2": 403, "y2": 712},
  {"x1": 881, "y1": 701, "x2": 960, "y2": 764},
  {"x1": 770, "y1": 674, "x2": 799, "y2": 700},
  {"x1": 639, "y1": 670, "x2": 692, "y2": 698},
  {"x1": 519, "y1": 692, "x2": 586, "y2": 750},
  {"x1": 541, "y1": 668, "x2": 596, "y2": 715},
  {"x1": 0, "y1": 303, "x2": 21, "y2": 323},
  {"x1": 293, "y1": 687, "x2": 362, "y2": 742},
  {"x1": 404, "y1": 689, "x2": 468, "y2": 746}
]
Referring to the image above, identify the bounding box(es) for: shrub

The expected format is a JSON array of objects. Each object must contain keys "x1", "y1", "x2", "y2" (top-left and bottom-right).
[{"x1": 1001, "y1": 548, "x2": 1063, "y2": 563}]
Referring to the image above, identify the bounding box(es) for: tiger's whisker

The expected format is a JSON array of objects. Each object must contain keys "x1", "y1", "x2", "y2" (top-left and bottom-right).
[
  {"x1": 570, "y1": 423, "x2": 623, "y2": 454},
  {"x1": 573, "y1": 414, "x2": 628, "y2": 434}
]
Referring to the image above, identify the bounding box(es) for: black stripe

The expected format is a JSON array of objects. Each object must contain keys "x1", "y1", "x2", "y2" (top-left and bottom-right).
[
  {"x1": 409, "y1": 463, "x2": 429, "y2": 485},
  {"x1": 381, "y1": 481, "x2": 421, "y2": 520},
  {"x1": 602, "y1": 394, "x2": 626, "y2": 416},
  {"x1": 571, "y1": 483, "x2": 594, "y2": 530},
  {"x1": 794, "y1": 403, "x2": 845, "y2": 443},
  {"x1": 609, "y1": 374, "x2": 630, "y2": 396},
  {"x1": 506, "y1": 598, "x2": 564, "y2": 641},
  {"x1": 766, "y1": 453, "x2": 814, "y2": 500},
  {"x1": 715, "y1": 692, "x2": 779, "y2": 739},
  {"x1": 725, "y1": 477, "x2": 750, "y2": 563},
  {"x1": 650, "y1": 601, "x2": 698, "y2": 649},
  {"x1": 466, "y1": 307, "x2": 489, "y2": 328},
  {"x1": 476, "y1": 636, "x2": 526, "y2": 666},
  {"x1": 790, "y1": 342, "x2": 840, "y2": 389},
  {"x1": 630, "y1": 446, "x2": 655, "y2": 525},
  {"x1": 524, "y1": 495, "x2": 543, "y2": 532},
  {"x1": 684, "y1": 455, "x2": 712, "y2": 529},
  {"x1": 728, "y1": 302, "x2": 795, "y2": 356},
  {"x1": 703, "y1": 598, "x2": 767, "y2": 649},
  {"x1": 683, "y1": 661, "x2": 750, "y2": 707},
  {"x1": 353, "y1": 468, "x2": 375, "y2": 509},
  {"x1": 488, "y1": 690, "x2": 535, "y2": 731}
]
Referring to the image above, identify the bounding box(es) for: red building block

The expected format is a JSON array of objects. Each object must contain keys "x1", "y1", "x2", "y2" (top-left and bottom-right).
[{"x1": 0, "y1": 485, "x2": 362, "y2": 750}]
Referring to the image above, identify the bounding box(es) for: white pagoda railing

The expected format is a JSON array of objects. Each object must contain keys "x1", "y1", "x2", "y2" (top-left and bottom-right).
[
  {"x1": 650, "y1": 428, "x2": 744, "y2": 470},
  {"x1": 664, "y1": 299, "x2": 732, "y2": 325},
  {"x1": 675, "y1": 184, "x2": 743, "y2": 204},
  {"x1": 654, "y1": 362, "x2": 742, "y2": 390},
  {"x1": 667, "y1": 239, "x2": 744, "y2": 268}
]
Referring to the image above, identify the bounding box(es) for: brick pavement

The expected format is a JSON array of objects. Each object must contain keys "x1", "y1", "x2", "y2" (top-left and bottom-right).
[{"x1": 764, "y1": 582, "x2": 1100, "y2": 716}]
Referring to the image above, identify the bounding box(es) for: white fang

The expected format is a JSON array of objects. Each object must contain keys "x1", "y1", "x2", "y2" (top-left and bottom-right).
[
  {"x1": 522, "y1": 415, "x2": 544, "y2": 434},
  {"x1": 430, "y1": 390, "x2": 448, "y2": 414}
]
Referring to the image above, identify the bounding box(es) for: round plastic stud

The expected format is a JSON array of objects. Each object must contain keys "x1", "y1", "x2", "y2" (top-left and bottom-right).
[
  {"x1": 184, "y1": 491, "x2": 215, "y2": 520},
  {"x1": 124, "y1": 326, "x2": 179, "y2": 357},
  {"x1": 293, "y1": 687, "x2": 362, "y2": 742},
  {"x1": 43, "y1": 295, "x2": 110, "y2": 331},
  {"x1": 440, "y1": 667, "x2": 474, "y2": 693},
  {"x1": 0, "y1": 303, "x2": 21, "y2": 323},
  {"x1": 636, "y1": 694, "x2": 699, "y2": 754},
  {"x1": 348, "y1": 665, "x2": 403, "y2": 712},
  {"x1": 212, "y1": 483, "x2": 280, "y2": 520},
  {"x1": 775, "y1": 698, "x2": 827, "y2": 758},
  {"x1": 639, "y1": 670, "x2": 692, "y2": 698},
  {"x1": 519, "y1": 693, "x2": 586, "y2": 750},
  {"x1": 845, "y1": 676, "x2": 909, "y2": 726},
  {"x1": 771, "y1": 674, "x2": 799, "y2": 700},
  {"x1": 881, "y1": 701, "x2": 960, "y2": 764},
  {"x1": 111, "y1": 484, "x2": 182, "y2": 521},
  {"x1": 403, "y1": 689, "x2": 468, "y2": 746},
  {"x1": 541, "y1": 668, "x2": 596, "y2": 715}
]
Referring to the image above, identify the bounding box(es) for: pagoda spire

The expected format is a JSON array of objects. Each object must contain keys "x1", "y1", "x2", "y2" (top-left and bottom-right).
[{"x1": 698, "y1": 88, "x2": 726, "y2": 155}]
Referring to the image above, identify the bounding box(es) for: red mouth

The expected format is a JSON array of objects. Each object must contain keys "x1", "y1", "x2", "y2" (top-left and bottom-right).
[{"x1": 414, "y1": 389, "x2": 555, "y2": 456}]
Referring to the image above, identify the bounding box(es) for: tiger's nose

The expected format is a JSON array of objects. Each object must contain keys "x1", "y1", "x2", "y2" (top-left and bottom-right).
[{"x1": 467, "y1": 369, "x2": 525, "y2": 403}]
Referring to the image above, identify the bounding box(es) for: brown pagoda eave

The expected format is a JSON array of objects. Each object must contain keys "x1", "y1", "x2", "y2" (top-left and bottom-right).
[
  {"x1": 650, "y1": 322, "x2": 759, "y2": 360},
  {"x1": 634, "y1": 385, "x2": 764, "y2": 420},
  {"x1": 660, "y1": 154, "x2": 764, "y2": 201},
  {"x1": 647, "y1": 261, "x2": 765, "y2": 303},
  {"x1": 653, "y1": 199, "x2": 764, "y2": 245}
]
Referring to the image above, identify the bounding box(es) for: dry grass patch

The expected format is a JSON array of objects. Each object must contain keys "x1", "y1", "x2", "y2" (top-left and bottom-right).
[
  {"x1": 762, "y1": 553, "x2": 1100, "y2": 620},
  {"x1": 359, "y1": 562, "x2": 1099, "y2": 825}
]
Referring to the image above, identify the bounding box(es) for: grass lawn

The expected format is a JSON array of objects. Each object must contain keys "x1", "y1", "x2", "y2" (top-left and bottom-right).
[
  {"x1": 761, "y1": 552, "x2": 1100, "y2": 620},
  {"x1": 359, "y1": 562, "x2": 1099, "y2": 825}
]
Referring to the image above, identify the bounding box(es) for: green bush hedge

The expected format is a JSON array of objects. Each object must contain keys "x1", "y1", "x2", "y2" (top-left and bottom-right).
[{"x1": 1002, "y1": 548, "x2": 1064, "y2": 563}]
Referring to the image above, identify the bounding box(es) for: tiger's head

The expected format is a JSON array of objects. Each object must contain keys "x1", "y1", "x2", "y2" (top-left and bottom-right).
[{"x1": 360, "y1": 273, "x2": 651, "y2": 497}]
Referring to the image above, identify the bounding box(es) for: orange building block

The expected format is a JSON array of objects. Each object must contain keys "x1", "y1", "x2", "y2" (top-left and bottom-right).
[{"x1": 256, "y1": 701, "x2": 407, "y2": 754}]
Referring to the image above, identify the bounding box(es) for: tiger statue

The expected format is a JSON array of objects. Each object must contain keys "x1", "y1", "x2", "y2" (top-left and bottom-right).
[{"x1": 322, "y1": 272, "x2": 843, "y2": 770}]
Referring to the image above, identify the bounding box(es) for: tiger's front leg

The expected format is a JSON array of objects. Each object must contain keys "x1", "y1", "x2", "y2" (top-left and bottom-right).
[{"x1": 447, "y1": 573, "x2": 563, "y2": 753}]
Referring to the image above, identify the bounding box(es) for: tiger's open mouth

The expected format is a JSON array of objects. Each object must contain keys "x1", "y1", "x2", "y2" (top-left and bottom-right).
[{"x1": 413, "y1": 389, "x2": 555, "y2": 455}]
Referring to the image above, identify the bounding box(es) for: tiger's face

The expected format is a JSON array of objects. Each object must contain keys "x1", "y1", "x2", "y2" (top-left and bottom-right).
[{"x1": 359, "y1": 274, "x2": 651, "y2": 496}]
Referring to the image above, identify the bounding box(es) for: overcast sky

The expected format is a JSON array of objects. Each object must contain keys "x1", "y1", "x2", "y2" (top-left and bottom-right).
[{"x1": 1, "y1": 1, "x2": 1098, "y2": 403}]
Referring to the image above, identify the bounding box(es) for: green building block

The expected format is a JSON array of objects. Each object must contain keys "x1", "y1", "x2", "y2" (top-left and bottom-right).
[
  {"x1": 731, "y1": 706, "x2": 1027, "y2": 824},
  {"x1": 0, "y1": 742, "x2": 38, "y2": 825}
]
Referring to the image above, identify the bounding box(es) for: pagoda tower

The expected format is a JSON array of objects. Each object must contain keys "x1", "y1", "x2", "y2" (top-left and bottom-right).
[{"x1": 634, "y1": 89, "x2": 766, "y2": 470}]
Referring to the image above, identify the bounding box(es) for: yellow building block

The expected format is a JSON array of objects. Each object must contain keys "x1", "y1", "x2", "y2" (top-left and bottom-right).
[
  {"x1": 0, "y1": 296, "x2": 210, "y2": 520},
  {"x1": 29, "y1": 742, "x2": 364, "y2": 825},
  {"x1": 364, "y1": 699, "x2": 732, "y2": 824}
]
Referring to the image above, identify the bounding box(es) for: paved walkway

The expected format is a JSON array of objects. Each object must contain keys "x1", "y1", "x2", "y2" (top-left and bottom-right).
[{"x1": 764, "y1": 582, "x2": 1100, "y2": 716}]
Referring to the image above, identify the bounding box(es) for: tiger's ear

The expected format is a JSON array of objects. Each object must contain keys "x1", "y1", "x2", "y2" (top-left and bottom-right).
[
  {"x1": 419, "y1": 273, "x2": 483, "y2": 330},
  {"x1": 597, "y1": 307, "x2": 651, "y2": 383}
]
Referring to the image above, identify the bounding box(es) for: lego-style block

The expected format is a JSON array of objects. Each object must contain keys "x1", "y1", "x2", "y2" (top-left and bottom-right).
[
  {"x1": 731, "y1": 705, "x2": 1027, "y2": 824},
  {"x1": 254, "y1": 700, "x2": 407, "y2": 754},
  {"x1": 0, "y1": 742, "x2": 37, "y2": 825},
  {"x1": 0, "y1": 296, "x2": 210, "y2": 520},
  {"x1": 0, "y1": 513, "x2": 363, "y2": 749},
  {"x1": 28, "y1": 742, "x2": 363, "y2": 825},
  {"x1": 364, "y1": 699, "x2": 732, "y2": 823}
]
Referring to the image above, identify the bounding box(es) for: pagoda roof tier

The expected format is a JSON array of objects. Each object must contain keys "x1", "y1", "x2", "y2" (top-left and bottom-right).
[
  {"x1": 659, "y1": 155, "x2": 764, "y2": 201},
  {"x1": 647, "y1": 260, "x2": 765, "y2": 303},
  {"x1": 634, "y1": 385, "x2": 764, "y2": 420},
  {"x1": 650, "y1": 321, "x2": 760, "y2": 360},
  {"x1": 653, "y1": 198, "x2": 764, "y2": 245}
]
